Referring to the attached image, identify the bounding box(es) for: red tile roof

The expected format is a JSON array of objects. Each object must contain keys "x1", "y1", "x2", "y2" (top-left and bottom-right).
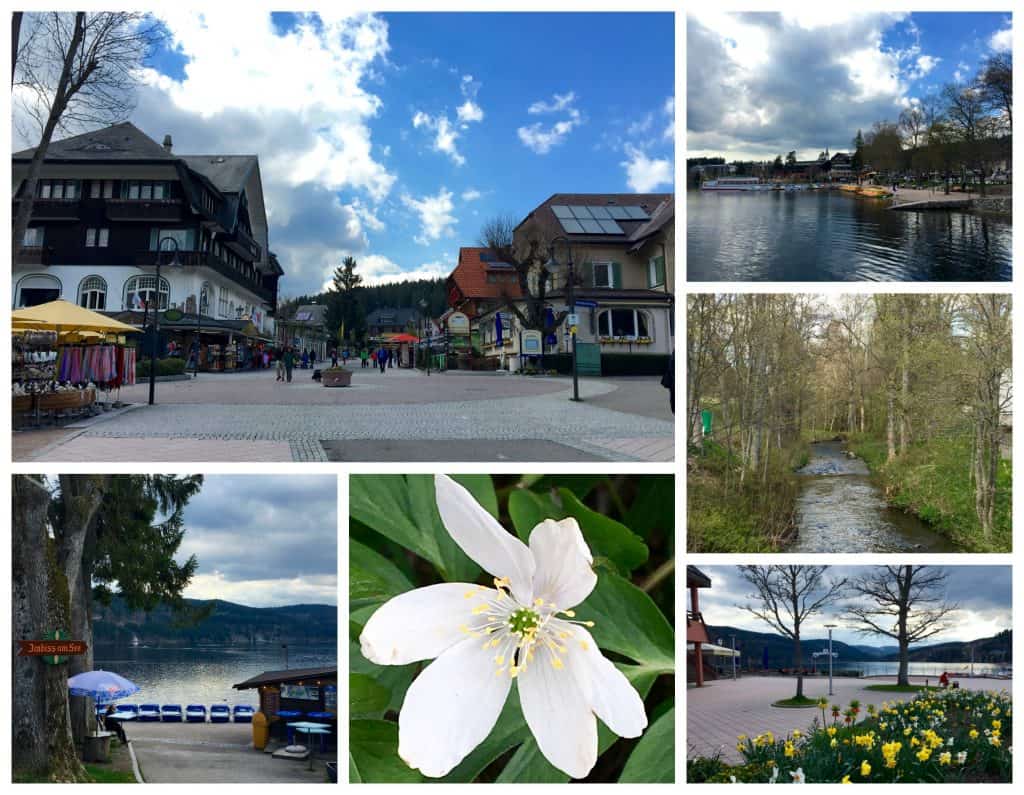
[{"x1": 448, "y1": 247, "x2": 524, "y2": 301}]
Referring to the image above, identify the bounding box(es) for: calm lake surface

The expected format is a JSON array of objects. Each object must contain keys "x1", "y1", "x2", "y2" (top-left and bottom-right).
[
  {"x1": 849, "y1": 661, "x2": 1008, "y2": 678},
  {"x1": 790, "y1": 441, "x2": 956, "y2": 553},
  {"x1": 93, "y1": 643, "x2": 337, "y2": 706},
  {"x1": 687, "y1": 189, "x2": 1012, "y2": 281}
]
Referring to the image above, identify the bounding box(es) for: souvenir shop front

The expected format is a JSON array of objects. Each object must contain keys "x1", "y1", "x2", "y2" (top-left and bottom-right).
[{"x1": 11, "y1": 300, "x2": 138, "y2": 428}]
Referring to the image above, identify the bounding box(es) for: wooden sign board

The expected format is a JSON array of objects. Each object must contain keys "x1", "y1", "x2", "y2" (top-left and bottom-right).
[{"x1": 19, "y1": 637, "x2": 87, "y2": 665}]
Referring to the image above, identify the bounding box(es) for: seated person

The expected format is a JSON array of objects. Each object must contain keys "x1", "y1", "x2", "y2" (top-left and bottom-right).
[
  {"x1": 104, "y1": 704, "x2": 129, "y2": 744},
  {"x1": 939, "y1": 671, "x2": 950, "y2": 688}
]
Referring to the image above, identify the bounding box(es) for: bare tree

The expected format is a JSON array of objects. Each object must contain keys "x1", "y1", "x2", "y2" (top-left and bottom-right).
[
  {"x1": 979, "y1": 52, "x2": 1012, "y2": 132},
  {"x1": 738, "y1": 565, "x2": 847, "y2": 699},
  {"x1": 845, "y1": 566, "x2": 959, "y2": 687},
  {"x1": 12, "y1": 12, "x2": 165, "y2": 264},
  {"x1": 899, "y1": 105, "x2": 927, "y2": 150}
]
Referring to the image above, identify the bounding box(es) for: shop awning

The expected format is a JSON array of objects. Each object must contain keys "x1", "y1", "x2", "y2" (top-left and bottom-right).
[
  {"x1": 687, "y1": 642, "x2": 740, "y2": 657},
  {"x1": 12, "y1": 300, "x2": 138, "y2": 335}
]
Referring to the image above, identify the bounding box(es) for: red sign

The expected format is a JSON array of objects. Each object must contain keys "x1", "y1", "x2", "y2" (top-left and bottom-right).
[{"x1": 18, "y1": 639, "x2": 88, "y2": 657}]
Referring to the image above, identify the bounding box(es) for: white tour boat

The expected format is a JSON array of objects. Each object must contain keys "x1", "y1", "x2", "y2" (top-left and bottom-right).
[{"x1": 700, "y1": 177, "x2": 766, "y2": 191}]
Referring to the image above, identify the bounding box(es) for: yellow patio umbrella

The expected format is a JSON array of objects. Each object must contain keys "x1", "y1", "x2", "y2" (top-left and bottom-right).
[{"x1": 11, "y1": 300, "x2": 138, "y2": 335}]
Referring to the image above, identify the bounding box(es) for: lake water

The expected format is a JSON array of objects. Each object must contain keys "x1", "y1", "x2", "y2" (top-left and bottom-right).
[
  {"x1": 849, "y1": 661, "x2": 1008, "y2": 678},
  {"x1": 790, "y1": 441, "x2": 956, "y2": 553},
  {"x1": 687, "y1": 189, "x2": 1012, "y2": 281},
  {"x1": 92, "y1": 643, "x2": 337, "y2": 706}
]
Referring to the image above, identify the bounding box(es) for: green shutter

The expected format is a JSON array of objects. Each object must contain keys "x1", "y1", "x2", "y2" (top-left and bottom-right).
[
  {"x1": 657, "y1": 255, "x2": 666, "y2": 286},
  {"x1": 581, "y1": 261, "x2": 593, "y2": 287},
  {"x1": 649, "y1": 255, "x2": 665, "y2": 287},
  {"x1": 611, "y1": 261, "x2": 623, "y2": 289}
]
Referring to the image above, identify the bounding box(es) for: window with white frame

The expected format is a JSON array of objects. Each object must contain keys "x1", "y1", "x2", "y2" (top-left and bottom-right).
[
  {"x1": 647, "y1": 255, "x2": 665, "y2": 288},
  {"x1": 149, "y1": 228, "x2": 196, "y2": 251},
  {"x1": 124, "y1": 275, "x2": 170, "y2": 311},
  {"x1": 592, "y1": 261, "x2": 612, "y2": 288},
  {"x1": 78, "y1": 276, "x2": 107, "y2": 310},
  {"x1": 38, "y1": 179, "x2": 78, "y2": 199},
  {"x1": 218, "y1": 288, "x2": 229, "y2": 317},
  {"x1": 85, "y1": 228, "x2": 110, "y2": 248},
  {"x1": 123, "y1": 181, "x2": 169, "y2": 200},
  {"x1": 598, "y1": 308, "x2": 650, "y2": 339},
  {"x1": 89, "y1": 180, "x2": 114, "y2": 198},
  {"x1": 199, "y1": 283, "x2": 211, "y2": 316},
  {"x1": 22, "y1": 227, "x2": 44, "y2": 247}
]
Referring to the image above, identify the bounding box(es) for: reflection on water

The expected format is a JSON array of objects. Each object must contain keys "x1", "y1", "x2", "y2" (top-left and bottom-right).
[
  {"x1": 93, "y1": 644, "x2": 336, "y2": 705},
  {"x1": 790, "y1": 442, "x2": 956, "y2": 553},
  {"x1": 687, "y1": 190, "x2": 1012, "y2": 281},
  {"x1": 850, "y1": 661, "x2": 1008, "y2": 678}
]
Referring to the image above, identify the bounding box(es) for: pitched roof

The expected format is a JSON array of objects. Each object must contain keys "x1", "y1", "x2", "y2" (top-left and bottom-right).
[
  {"x1": 233, "y1": 666, "x2": 337, "y2": 690},
  {"x1": 181, "y1": 155, "x2": 257, "y2": 194},
  {"x1": 287, "y1": 304, "x2": 328, "y2": 325},
  {"x1": 517, "y1": 192, "x2": 673, "y2": 246},
  {"x1": 366, "y1": 306, "x2": 420, "y2": 326},
  {"x1": 449, "y1": 247, "x2": 524, "y2": 301},
  {"x1": 12, "y1": 122, "x2": 176, "y2": 161},
  {"x1": 628, "y1": 196, "x2": 674, "y2": 243}
]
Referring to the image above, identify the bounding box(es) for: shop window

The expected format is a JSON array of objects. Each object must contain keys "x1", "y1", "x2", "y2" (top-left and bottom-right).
[
  {"x1": 598, "y1": 309, "x2": 650, "y2": 339},
  {"x1": 124, "y1": 275, "x2": 170, "y2": 311},
  {"x1": 78, "y1": 276, "x2": 107, "y2": 310},
  {"x1": 17, "y1": 274, "x2": 61, "y2": 307}
]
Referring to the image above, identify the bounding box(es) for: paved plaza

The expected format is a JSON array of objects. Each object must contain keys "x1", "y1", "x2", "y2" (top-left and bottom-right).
[
  {"x1": 125, "y1": 721, "x2": 333, "y2": 783},
  {"x1": 16, "y1": 368, "x2": 675, "y2": 462},
  {"x1": 686, "y1": 675, "x2": 1011, "y2": 764}
]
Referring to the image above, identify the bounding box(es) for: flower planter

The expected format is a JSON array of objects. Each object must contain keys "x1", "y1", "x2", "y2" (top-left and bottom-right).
[{"x1": 322, "y1": 369, "x2": 353, "y2": 387}]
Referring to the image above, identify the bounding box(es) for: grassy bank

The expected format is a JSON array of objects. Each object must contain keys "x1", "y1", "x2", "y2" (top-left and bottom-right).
[
  {"x1": 846, "y1": 433, "x2": 1011, "y2": 552},
  {"x1": 688, "y1": 440, "x2": 803, "y2": 552}
]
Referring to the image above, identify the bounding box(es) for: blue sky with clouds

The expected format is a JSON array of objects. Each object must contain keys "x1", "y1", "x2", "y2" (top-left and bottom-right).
[
  {"x1": 688, "y1": 11, "x2": 1012, "y2": 161},
  {"x1": 16, "y1": 11, "x2": 673, "y2": 296}
]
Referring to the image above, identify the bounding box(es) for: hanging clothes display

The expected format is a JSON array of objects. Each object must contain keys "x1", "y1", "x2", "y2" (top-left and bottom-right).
[{"x1": 54, "y1": 345, "x2": 136, "y2": 389}]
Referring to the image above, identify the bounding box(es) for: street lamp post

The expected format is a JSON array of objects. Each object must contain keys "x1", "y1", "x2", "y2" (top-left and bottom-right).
[
  {"x1": 546, "y1": 236, "x2": 580, "y2": 402},
  {"x1": 730, "y1": 634, "x2": 738, "y2": 680},
  {"x1": 419, "y1": 298, "x2": 430, "y2": 376},
  {"x1": 825, "y1": 623, "x2": 837, "y2": 696},
  {"x1": 148, "y1": 236, "x2": 180, "y2": 405}
]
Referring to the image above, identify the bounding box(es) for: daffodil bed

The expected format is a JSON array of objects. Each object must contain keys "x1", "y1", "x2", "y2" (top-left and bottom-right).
[
  {"x1": 350, "y1": 474, "x2": 675, "y2": 783},
  {"x1": 688, "y1": 689, "x2": 1012, "y2": 783}
]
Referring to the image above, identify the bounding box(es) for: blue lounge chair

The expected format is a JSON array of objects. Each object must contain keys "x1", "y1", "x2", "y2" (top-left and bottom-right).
[
  {"x1": 210, "y1": 705, "x2": 231, "y2": 723},
  {"x1": 138, "y1": 704, "x2": 160, "y2": 722},
  {"x1": 233, "y1": 705, "x2": 254, "y2": 723},
  {"x1": 161, "y1": 704, "x2": 183, "y2": 722},
  {"x1": 186, "y1": 704, "x2": 207, "y2": 723}
]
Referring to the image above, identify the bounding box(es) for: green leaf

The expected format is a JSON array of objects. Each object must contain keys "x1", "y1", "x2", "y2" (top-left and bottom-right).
[
  {"x1": 579, "y1": 572, "x2": 674, "y2": 671},
  {"x1": 619, "y1": 704, "x2": 675, "y2": 782},
  {"x1": 349, "y1": 640, "x2": 417, "y2": 714},
  {"x1": 494, "y1": 665, "x2": 659, "y2": 783},
  {"x1": 533, "y1": 475, "x2": 608, "y2": 499},
  {"x1": 349, "y1": 673, "x2": 391, "y2": 717},
  {"x1": 624, "y1": 475, "x2": 675, "y2": 542},
  {"x1": 349, "y1": 719, "x2": 423, "y2": 783},
  {"x1": 507, "y1": 489, "x2": 560, "y2": 542},
  {"x1": 349, "y1": 539, "x2": 415, "y2": 609},
  {"x1": 350, "y1": 474, "x2": 479, "y2": 582},
  {"x1": 556, "y1": 488, "x2": 649, "y2": 573},
  {"x1": 451, "y1": 474, "x2": 498, "y2": 517},
  {"x1": 349, "y1": 753, "x2": 362, "y2": 783}
]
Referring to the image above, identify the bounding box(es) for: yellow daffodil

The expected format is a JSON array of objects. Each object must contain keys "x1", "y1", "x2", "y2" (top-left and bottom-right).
[{"x1": 860, "y1": 760, "x2": 871, "y2": 777}]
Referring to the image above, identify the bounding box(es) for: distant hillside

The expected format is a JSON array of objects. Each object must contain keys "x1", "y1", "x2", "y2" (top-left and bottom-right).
[
  {"x1": 704, "y1": 625, "x2": 1011, "y2": 668},
  {"x1": 93, "y1": 597, "x2": 337, "y2": 646}
]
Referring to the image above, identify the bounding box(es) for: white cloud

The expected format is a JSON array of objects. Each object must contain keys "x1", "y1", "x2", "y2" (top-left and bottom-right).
[
  {"x1": 663, "y1": 96, "x2": 675, "y2": 140},
  {"x1": 908, "y1": 54, "x2": 939, "y2": 80},
  {"x1": 402, "y1": 188, "x2": 457, "y2": 245},
  {"x1": 412, "y1": 110, "x2": 465, "y2": 166},
  {"x1": 185, "y1": 571, "x2": 337, "y2": 607},
  {"x1": 622, "y1": 145, "x2": 673, "y2": 192},
  {"x1": 990, "y1": 20, "x2": 1012, "y2": 52},
  {"x1": 457, "y1": 100, "x2": 484, "y2": 124},
  {"x1": 518, "y1": 93, "x2": 584, "y2": 154},
  {"x1": 461, "y1": 188, "x2": 482, "y2": 201},
  {"x1": 528, "y1": 91, "x2": 576, "y2": 114}
]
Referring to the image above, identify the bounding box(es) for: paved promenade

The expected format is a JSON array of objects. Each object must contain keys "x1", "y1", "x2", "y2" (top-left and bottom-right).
[
  {"x1": 687, "y1": 675, "x2": 1010, "y2": 764},
  {"x1": 16, "y1": 369, "x2": 675, "y2": 462}
]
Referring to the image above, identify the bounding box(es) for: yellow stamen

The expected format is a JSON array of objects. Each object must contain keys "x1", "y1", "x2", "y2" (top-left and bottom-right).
[
  {"x1": 495, "y1": 655, "x2": 505, "y2": 665},
  {"x1": 471, "y1": 604, "x2": 489, "y2": 614},
  {"x1": 534, "y1": 598, "x2": 544, "y2": 607},
  {"x1": 563, "y1": 610, "x2": 576, "y2": 618},
  {"x1": 551, "y1": 657, "x2": 564, "y2": 670},
  {"x1": 579, "y1": 641, "x2": 589, "y2": 651}
]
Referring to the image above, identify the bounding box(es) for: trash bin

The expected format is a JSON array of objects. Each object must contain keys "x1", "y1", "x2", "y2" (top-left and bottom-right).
[
  {"x1": 252, "y1": 711, "x2": 269, "y2": 750},
  {"x1": 83, "y1": 731, "x2": 113, "y2": 762}
]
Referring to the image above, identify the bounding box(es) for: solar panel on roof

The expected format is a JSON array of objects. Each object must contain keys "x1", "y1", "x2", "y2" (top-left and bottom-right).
[
  {"x1": 569, "y1": 206, "x2": 593, "y2": 219},
  {"x1": 558, "y1": 218, "x2": 585, "y2": 234},
  {"x1": 589, "y1": 206, "x2": 611, "y2": 219},
  {"x1": 579, "y1": 219, "x2": 604, "y2": 234},
  {"x1": 552, "y1": 205, "x2": 573, "y2": 219},
  {"x1": 625, "y1": 206, "x2": 649, "y2": 219},
  {"x1": 607, "y1": 206, "x2": 630, "y2": 219},
  {"x1": 598, "y1": 219, "x2": 624, "y2": 234}
]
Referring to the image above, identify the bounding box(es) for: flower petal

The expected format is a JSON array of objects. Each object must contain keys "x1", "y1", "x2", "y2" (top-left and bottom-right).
[
  {"x1": 565, "y1": 625, "x2": 648, "y2": 738},
  {"x1": 528, "y1": 517, "x2": 596, "y2": 609},
  {"x1": 435, "y1": 474, "x2": 535, "y2": 603},
  {"x1": 518, "y1": 645, "x2": 597, "y2": 779},
  {"x1": 398, "y1": 635, "x2": 512, "y2": 777},
  {"x1": 360, "y1": 582, "x2": 493, "y2": 666}
]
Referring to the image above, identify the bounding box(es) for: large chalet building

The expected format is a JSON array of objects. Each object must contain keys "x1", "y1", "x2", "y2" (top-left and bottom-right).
[
  {"x1": 12, "y1": 122, "x2": 283, "y2": 355},
  {"x1": 461, "y1": 192, "x2": 673, "y2": 374}
]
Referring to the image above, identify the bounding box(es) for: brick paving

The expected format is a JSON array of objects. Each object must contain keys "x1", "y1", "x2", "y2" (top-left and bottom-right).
[
  {"x1": 686, "y1": 675, "x2": 1011, "y2": 764},
  {"x1": 17, "y1": 369, "x2": 675, "y2": 463}
]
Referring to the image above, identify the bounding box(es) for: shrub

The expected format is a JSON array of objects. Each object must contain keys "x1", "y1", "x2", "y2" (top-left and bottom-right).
[
  {"x1": 601, "y1": 353, "x2": 671, "y2": 376},
  {"x1": 136, "y1": 357, "x2": 187, "y2": 377}
]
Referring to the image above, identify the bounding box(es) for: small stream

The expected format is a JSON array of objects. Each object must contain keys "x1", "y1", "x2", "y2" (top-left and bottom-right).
[{"x1": 789, "y1": 441, "x2": 956, "y2": 552}]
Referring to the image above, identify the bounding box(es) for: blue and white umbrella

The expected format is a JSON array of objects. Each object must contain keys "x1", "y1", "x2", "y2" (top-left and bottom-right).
[
  {"x1": 495, "y1": 312, "x2": 503, "y2": 345},
  {"x1": 68, "y1": 670, "x2": 139, "y2": 703}
]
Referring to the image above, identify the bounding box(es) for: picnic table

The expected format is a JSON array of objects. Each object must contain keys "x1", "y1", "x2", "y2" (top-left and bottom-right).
[
  {"x1": 288, "y1": 722, "x2": 332, "y2": 770},
  {"x1": 107, "y1": 711, "x2": 137, "y2": 721}
]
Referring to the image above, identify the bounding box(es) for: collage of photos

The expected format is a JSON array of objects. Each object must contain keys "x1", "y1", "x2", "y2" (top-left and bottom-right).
[
  {"x1": 3, "y1": 4, "x2": 1017, "y2": 792},
  {"x1": 686, "y1": 8, "x2": 1014, "y2": 787}
]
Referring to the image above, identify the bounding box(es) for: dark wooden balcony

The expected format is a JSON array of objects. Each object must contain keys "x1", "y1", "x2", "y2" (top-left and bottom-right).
[
  {"x1": 16, "y1": 247, "x2": 52, "y2": 266},
  {"x1": 222, "y1": 225, "x2": 262, "y2": 260},
  {"x1": 106, "y1": 198, "x2": 185, "y2": 222},
  {"x1": 16, "y1": 198, "x2": 80, "y2": 221},
  {"x1": 134, "y1": 250, "x2": 274, "y2": 305}
]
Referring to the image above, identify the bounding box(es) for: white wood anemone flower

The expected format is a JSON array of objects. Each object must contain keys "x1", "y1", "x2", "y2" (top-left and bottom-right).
[{"x1": 359, "y1": 474, "x2": 648, "y2": 779}]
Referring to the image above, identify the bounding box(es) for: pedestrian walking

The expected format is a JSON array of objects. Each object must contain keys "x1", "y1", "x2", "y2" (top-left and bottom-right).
[
  {"x1": 360, "y1": 347, "x2": 369, "y2": 368},
  {"x1": 378, "y1": 347, "x2": 388, "y2": 372},
  {"x1": 283, "y1": 347, "x2": 295, "y2": 382},
  {"x1": 331, "y1": 348, "x2": 339, "y2": 367},
  {"x1": 262, "y1": 349, "x2": 269, "y2": 369},
  {"x1": 276, "y1": 350, "x2": 285, "y2": 381},
  {"x1": 310, "y1": 349, "x2": 317, "y2": 367},
  {"x1": 388, "y1": 348, "x2": 394, "y2": 368}
]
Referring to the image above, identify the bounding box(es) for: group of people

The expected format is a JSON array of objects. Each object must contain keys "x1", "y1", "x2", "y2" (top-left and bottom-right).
[{"x1": 356, "y1": 346, "x2": 399, "y2": 371}]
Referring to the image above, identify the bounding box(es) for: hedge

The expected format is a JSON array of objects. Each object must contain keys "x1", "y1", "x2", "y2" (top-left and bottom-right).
[
  {"x1": 523, "y1": 352, "x2": 670, "y2": 376},
  {"x1": 136, "y1": 357, "x2": 188, "y2": 377}
]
